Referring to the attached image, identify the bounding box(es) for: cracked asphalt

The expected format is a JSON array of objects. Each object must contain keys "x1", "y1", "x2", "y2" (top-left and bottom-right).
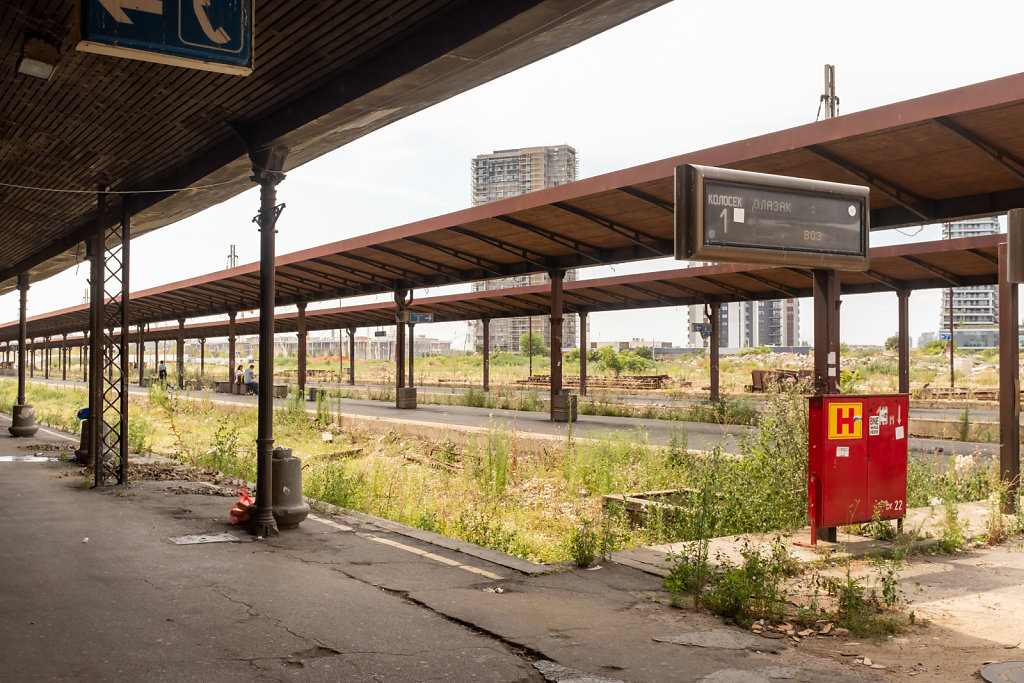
[{"x1": 0, "y1": 418, "x2": 885, "y2": 682}]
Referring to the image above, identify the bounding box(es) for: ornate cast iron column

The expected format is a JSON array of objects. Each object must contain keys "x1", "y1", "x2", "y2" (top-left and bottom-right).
[
  {"x1": 9, "y1": 273, "x2": 38, "y2": 437},
  {"x1": 250, "y1": 145, "x2": 289, "y2": 537}
]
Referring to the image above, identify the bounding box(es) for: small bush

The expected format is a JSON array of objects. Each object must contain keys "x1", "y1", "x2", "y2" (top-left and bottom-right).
[
  {"x1": 565, "y1": 519, "x2": 598, "y2": 567},
  {"x1": 126, "y1": 415, "x2": 153, "y2": 455}
]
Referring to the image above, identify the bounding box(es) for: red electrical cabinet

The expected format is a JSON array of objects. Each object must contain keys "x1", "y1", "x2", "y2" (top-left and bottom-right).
[{"x1": 807, "y1": 394, "x2": 909, "y2": 544}]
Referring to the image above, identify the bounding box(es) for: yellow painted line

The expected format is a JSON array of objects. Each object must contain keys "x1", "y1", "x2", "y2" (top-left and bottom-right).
[
  {"x1": 370, "y1": 536, "x2": 503, "y2": 580},
  {"x1": 307, "y1": 513, "x2": 353, "y2": 532},
  {"x1": 307, "y1": 514, "x2": 502, "y2": 580}
]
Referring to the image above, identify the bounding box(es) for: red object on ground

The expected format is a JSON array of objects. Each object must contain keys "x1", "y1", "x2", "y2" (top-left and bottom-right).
[{"x1": 229, "y1": 486, "x2": 254, "y2": 525}]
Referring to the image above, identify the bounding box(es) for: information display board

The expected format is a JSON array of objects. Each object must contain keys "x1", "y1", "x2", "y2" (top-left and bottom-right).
[{"x1": 675, "y1": 165, "x2": 869, "y2": 270}]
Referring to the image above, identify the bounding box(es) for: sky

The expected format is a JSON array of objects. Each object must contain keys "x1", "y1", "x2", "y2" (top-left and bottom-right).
[{"x1": 4, "y1": 0, "x2": 1023, "y2": 348}]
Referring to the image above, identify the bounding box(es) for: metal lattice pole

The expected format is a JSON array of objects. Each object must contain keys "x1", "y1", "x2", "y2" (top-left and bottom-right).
[{"x1": 92, "y1": 193, "x2": 129, "y2": 486}]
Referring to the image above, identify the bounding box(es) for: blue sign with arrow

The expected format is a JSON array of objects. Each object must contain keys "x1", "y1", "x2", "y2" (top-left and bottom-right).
[{"x1": 77, "y1": 0, "x2": 253, "y2": 75}]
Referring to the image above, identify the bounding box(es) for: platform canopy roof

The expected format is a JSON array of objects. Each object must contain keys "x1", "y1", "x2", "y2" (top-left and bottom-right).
[
  {"x1": 1, "y1": 0, "x2": 669, "y2": 295},
  {"x1": 15, "y1": 71, "x2": 1023, "y2": 329},
  {"x1": 4, "y1": 234, "x2": 1002, "y2": 346}
]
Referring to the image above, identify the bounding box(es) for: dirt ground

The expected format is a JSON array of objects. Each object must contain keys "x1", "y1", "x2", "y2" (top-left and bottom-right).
[
  {"x1": 770, "y1": 540, "x2": 1019, "y2": 681},
  {"x1": 766, "y1": 503, "x2": 1024, "y2": 682}
]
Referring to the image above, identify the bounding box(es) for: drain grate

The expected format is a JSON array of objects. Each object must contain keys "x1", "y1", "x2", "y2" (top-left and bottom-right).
[{"x1": 981, "y1": 661, "x2": 1024, "y2": 683}]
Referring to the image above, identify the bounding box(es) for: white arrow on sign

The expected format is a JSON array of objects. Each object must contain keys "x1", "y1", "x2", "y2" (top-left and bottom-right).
[{"x1": 98, "y1": 0, "x2": 163, "y2": 24}]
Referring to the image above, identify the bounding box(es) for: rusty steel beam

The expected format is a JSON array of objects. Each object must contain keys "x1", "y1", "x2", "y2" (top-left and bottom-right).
[
  {"x1": 448, "y1": 226, "x2": 550, "y2": 270},
  {"x1": 694, "y1": 276, "x2": 753, "y2": 300},
  {"x1": 659, "y1": 280, "x2": 709, "y2": 300},
  {"x1": 403, "y1": 235, "x2": 505, "y2": 277},
  {"x1": 616, "y1": 186, "x2": 673, "y2": 213},
  {"x1": 365, "y1": 243, "x2": 462, "y2": 279},
  {"x1": 308, "y1": 257, "x2": 394, "y2": 289},
  {"x1": 967, "y1": 247, "x2": 999, "y2": 265},
  {"x1": 863, "y1": 269, "x2": 903, "y2": 291},
  {"x1": 494, "y1": 215, "x2": 605, "y2": 265},
  {"x1": 935, "y1": 116, "x2": 1024, "y2": 184},
  {"x1": 900, "y1": 255, "x2": 965, "y2": 287},
  {"x1": 619, "y1": 283, "x2": 679, "y2": 307},
  {"x1": 550, "y1": 201, "x2": 668, "y2": 256},
  {"x1": 341, "y1": 252, "x2": 431, "y2": 289},
  {"x1": 805, "y1": 145, "x2": 934, "y2": 221},
  {"x1": 738, "y1": 272, "x2": 799, "y2": 298}
]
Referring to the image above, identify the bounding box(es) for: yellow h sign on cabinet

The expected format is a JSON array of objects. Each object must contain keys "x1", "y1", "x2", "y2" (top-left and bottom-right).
[{"x1": 827, "y1": 401, "x2": 863, "y2": 440}]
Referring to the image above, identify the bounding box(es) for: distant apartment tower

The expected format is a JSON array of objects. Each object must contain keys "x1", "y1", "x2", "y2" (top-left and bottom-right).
[
  {"x1": 686, "y1": 294, "x2": 799, "y2": 349},
  {"x1": 471, "y1": 146, "x2": 579, "y2": 353},
  {"x1": 939, "y1": 217, "x2": 1001, "y2": 348}
]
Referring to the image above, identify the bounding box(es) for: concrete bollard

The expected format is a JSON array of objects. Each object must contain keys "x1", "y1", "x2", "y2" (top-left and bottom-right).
[
  {"x1": 75, "y1": 416, "x2": 90, "y2": 464},
  {"x1": 9, "y1": 403, "x2": 38, "y2": 437},
  {"x1": 271, "y1": 446, "x2": 309, "y2": 529},
  {"x1": 396, "y1": 387, "x2": 417, "y2": 409},
  {"x1": 551, "y1": 390, "x2": 577, "y2": 423}
]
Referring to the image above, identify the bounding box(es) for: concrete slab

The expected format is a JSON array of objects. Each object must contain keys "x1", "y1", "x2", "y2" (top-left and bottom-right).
[{"x1": 0, "y1": 410, "x2": 887, "y2": 682}]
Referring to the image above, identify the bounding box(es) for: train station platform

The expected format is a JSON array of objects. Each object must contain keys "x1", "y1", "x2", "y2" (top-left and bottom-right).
[{"x1": 0, "y1": 414, "x2": 879, "y2": 682}]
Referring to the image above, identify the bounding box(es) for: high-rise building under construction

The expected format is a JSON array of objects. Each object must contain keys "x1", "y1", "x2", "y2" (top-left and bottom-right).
[{"x1": 470, "y1": 146, "x2": 579, "y2": 353}]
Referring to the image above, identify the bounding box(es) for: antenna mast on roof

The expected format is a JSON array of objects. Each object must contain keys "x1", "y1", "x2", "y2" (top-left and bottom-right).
[
  {"x1": 818, "y1": 64, "x2": 839, "y2": 121},
  {"x1": 226, "y1": 244, "x2": 238, "y2": 269}
]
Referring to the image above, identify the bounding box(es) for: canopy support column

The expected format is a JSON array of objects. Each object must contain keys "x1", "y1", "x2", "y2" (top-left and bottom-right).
[
  {"x1": 62, "y1": 334, "x2": 68, "y2": 381},
  {"x1": 813, "y1": 269, "x2": 841, "y2": 395},
  {"x1": 297, "y1": 302, "x2": 307, "y2": 394},
  {"x1": 177, "y1": 319, "x2": 185, "y2": 389},
  {"x1": 999, "y1": 240, "x2": 1020, "y2": 513},
  {"x1": 708, "y1": 303, "x2": 720, "y2": 402},
  {"x1": 199, "y1": 338, "x2": 206, "y2": 380},
  {"x1": 408, "y1": 323, "x2": 415, "y2": 388},
  {"x1": 137, "y1": 325, "x2": 145, "y2": 385},
  {"x1": 228, "y1": 311, "x2": 237, "y2": 382},
  {"x1": 394, "y1": 289, "x2": 415, "y2": 409},
  {"x1": 482, "y1": 318, "x2": 490, "y2": 392},
  {"x1": 251, "y1": 145, "x2": 290, "y2": 536},
  {"x1": 897, "y1": 290, "x2": 910, "y2": 394},
  {"x1": 549, "y1": 269, "x2": 567, "y2": 421},
  {"x1": 9, "y1": 273, "x2": 37, "y2": 437},
  {"x1": 347, "y1": 327, "x2": 356, "y2": 385},
  {"x1": 579, "y1": 310, "x2": 589, "y2": 397},
  {"x1": 87, "y1": 191, "x2": 130, "y2": 486}
]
